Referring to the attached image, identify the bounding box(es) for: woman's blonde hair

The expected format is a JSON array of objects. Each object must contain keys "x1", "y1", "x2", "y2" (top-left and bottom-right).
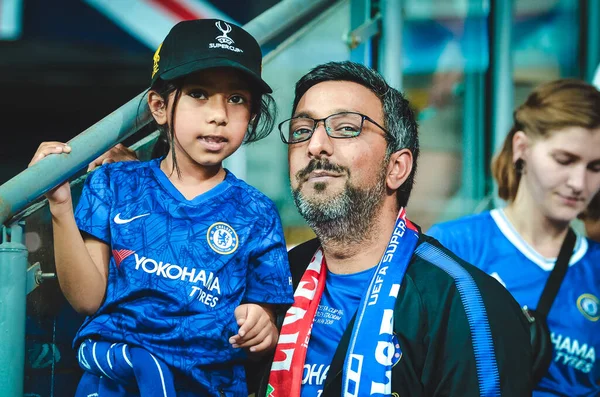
[{"x1": 492, "y1": 79, "x2": 600, "y2": 219}]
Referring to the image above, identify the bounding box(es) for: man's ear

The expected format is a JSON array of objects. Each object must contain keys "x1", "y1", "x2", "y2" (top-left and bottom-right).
[
  {"x1": 512, "y1": 130, "x2": 529, "y2": 163},
  {"x1": 386, "y1": 149, "x2": 413, "y2": 191},
  {"x1": 148, "y1": 91, "x2": 168, "y2": 125}
]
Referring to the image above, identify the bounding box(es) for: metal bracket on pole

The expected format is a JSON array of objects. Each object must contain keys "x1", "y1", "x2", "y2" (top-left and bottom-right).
[
  {"x1": 26, "y1": 262, "x2": 41, "y2": 295},
  {"x1": 344, "y1": 13, "x2": 381, "y2": 50},
  {"x1": 26, "y1": 262, "x2": 56, "y2": 295}
]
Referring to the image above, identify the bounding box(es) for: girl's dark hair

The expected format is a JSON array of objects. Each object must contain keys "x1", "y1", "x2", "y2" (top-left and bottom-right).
[
  {"x1": 492, "y1": 78, "x2": 600, "y2": 219},
  {"x1": 148, "y1": 72, "x2": 277, "y2": 177}
]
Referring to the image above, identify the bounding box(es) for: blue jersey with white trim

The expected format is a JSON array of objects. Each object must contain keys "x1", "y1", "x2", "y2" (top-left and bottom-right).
[
  {"x1": 429, "y1": 209, "x2": 600, "y2": 397},
  {"x1": 301, "y1": 267, "x2": 375, "y2": 397},
  {"x1": 73, "y1": 159, "x2": 294, "y2": 395}
]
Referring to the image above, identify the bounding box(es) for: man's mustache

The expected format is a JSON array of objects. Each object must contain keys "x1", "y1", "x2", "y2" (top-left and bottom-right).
[{"x1": 296, "y1": 159, "x2": 348, "y2": 182}]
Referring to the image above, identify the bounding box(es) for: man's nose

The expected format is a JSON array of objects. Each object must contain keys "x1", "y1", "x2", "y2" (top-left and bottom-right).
[{"x1": 306, "y1": 122, "x2": 333, "y2": 158}]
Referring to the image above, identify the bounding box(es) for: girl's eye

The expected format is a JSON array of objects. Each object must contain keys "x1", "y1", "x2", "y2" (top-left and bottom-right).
[
  {"x1": 589, "y1": 162, "x2": 600, "y2": 173},
  {"x1": 229, "y1": 95, "x2": 246, "y2": 104},
  {"x1": 189, "y1": 91, "x2": 207, "y2": 99}
]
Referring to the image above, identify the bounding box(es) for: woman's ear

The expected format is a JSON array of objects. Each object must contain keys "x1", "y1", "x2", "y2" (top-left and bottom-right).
[
  {"x1": 148, "y1": 91, "x2": 168, "y2": 125},
  {"x1": 386, "y1": 149, "x2": 413, "y2": 191},
  {"x1": 512, "y1": 130, "x2": 529, "y2": 163}
]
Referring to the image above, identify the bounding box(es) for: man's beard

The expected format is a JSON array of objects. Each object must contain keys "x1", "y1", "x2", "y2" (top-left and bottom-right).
[{"x1": 292, "y1": 158, "x2": 387, "y2": 245}]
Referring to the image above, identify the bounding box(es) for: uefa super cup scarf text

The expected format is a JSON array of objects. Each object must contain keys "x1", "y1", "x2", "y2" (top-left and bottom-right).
[{"x1": 267, "y1": 208, "x2": 419, "y2": 397}]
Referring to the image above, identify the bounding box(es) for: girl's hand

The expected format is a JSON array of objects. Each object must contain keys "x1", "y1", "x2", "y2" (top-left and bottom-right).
[
  {"x1": 230, "y1": 303, "x2": 278, "y2": 355},
  {"x1": 28, "y1": 142, "x2": 73, "y2": 212},
  {"x1": 87, "y1": 143, "x2": 138, "y2": 172}
]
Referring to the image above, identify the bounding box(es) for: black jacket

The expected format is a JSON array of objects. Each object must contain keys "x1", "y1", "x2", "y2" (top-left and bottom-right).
[{"x1": 253, "y1": 234, "x2": 533, "y2": 396}]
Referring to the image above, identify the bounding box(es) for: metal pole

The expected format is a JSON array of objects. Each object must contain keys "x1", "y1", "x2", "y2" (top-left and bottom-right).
[
  {"x1": 350, "y1": 0, "x2": 373, "y2": 66},
  {"x1": 0, "y1": 0, "x2": 338, "y2": 226},
  {"x1": 461, "y1": 4, "x2": 487, "y2": 205},
  {"x1": 378, "y1": 0, "x2": 403, "y2": 91},
  {"x1": 488, "y1": 0, "x2": 514, "y2": 160},
  {"x1": 0, "y1": 92, "x2": 152, "y2": 226},
  {"x1": 585, "y1": 0, "x2": 600, "y2": 82},
  {"x1": 488, "y1": 0, "x2": 513, "y2": 207},
  {"x1": 462, "y1": 73, "x2": 486, "y2": 203},
  {"x1": 244, "y1": 0, "x2": 335, "y2": 45},
  {"x1": 0, "y1": 224, "x2": 27, "y2": 397}
]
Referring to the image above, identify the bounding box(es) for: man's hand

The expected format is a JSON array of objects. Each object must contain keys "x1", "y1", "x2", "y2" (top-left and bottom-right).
[
  {"x1": 87, "y1": 143, "x2": 138, "y2": 171},
  {"x1": 230, "y1": 303, "x2": 278, "y2": 355}
]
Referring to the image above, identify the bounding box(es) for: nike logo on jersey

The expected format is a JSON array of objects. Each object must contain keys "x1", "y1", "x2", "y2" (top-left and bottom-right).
[{"x1": 113, "y1": 213, "x2": 150, "y2": 224}]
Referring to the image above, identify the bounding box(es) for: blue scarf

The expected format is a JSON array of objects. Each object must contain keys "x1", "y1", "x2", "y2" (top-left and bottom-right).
[
  {"x1": 342, "y1": 208, "x2": 419, "y2": 396},
  {"x1": 268, "y1": 208, "x2": 419, "y2": 397},
  {"x1": 75, "y1": 339, "x2": 177, "y2": 397}
]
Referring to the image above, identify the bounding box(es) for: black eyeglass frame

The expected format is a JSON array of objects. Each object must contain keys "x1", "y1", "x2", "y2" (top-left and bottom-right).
[{"x1": 278, "y1": 111, "x2": 389, "y2": 144}]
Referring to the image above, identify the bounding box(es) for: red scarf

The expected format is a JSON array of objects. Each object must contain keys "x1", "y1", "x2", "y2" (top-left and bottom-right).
[{"x1": 266, "y1": 248, "x2": 327, "y2": 397}]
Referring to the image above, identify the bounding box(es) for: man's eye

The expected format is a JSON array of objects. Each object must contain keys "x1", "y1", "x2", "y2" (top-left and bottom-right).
[
  {"x1": 334, "y1": 125, "x2": 360, "y2": 136},
  {"x1": 292, "y1": 128, "x2": 311, "y2": 139}
]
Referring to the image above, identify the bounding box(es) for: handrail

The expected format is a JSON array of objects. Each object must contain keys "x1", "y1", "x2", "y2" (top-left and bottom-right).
[
  {"x1": 0, "y1": 0, "x2": 336, "y2": 226},
  {"x1": 244, "y1": 0, "x2": 335, "y2": 46},
  {"x1": 0, "y1": 92, "x2": 151, "y2": 225}
]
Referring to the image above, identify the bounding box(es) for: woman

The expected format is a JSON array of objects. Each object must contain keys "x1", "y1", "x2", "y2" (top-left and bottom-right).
[{"x1": 429, "y1": 79, "x2": 600, "y2": 396}]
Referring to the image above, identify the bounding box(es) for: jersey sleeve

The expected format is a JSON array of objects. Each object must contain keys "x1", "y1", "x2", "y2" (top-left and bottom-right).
[
  {"x1": 244, "y1": 204, "x2": 294, "y2": 305},
  {"x1": 74, "y1": 166, "x2": 113, "y2": 244},
  {"x1": 427, "y1": 223, "x2": 466, "y2": 260}
]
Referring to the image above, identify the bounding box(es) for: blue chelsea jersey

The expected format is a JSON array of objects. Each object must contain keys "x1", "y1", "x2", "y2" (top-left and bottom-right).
[
  {"x1": 429, "y1": 209, "x2": 600, "y2": 397},
  {"x1": 73, "y1": 159, "x2": 294, "y2": 395}
]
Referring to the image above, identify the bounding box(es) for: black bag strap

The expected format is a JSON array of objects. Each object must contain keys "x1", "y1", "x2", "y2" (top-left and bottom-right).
[
  {"x1": 535, "y1": 228, "x2": 577, "y2": 318},
  {"x1": 321, "y1": 312, "x2": 357, "y2": 395}
]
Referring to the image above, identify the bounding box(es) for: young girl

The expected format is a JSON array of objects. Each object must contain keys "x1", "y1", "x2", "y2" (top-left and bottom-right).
[
  {"x1": 429, "y1": 79, "x2": 600, "y2": 396},
  {"x1": 29, "y1": 19, "x2": 294, "y2": 396}
]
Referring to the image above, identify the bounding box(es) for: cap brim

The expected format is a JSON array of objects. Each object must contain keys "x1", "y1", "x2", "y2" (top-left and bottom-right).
[{"x1": 159, "y1": 57, "x2": 272, "y2": 94}]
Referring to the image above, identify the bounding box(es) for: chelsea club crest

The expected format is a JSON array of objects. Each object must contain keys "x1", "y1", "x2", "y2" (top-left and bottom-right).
[
  {"x1": 207, "y1": 222, "x2": 239, "y2": 255},
  {"x1": 577, "y1": 293, "x2": 600, "y2": 322}
]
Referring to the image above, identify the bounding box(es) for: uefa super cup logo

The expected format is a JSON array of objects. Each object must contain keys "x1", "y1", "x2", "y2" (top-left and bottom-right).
[{"x1": 215, "y1": 21, "x2": 234, "y2": 45}]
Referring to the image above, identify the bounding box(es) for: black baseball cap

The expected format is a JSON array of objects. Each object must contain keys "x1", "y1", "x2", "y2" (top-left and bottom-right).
[{"x1": 151, "y1": 19, "x2": 272, "y2": 93}]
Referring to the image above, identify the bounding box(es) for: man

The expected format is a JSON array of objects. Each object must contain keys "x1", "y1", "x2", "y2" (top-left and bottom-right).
[
  {"x1": 257, "y1": 61, "x2": 532, "y2": 396},
  {"x1": 89, "y1": 61, "x2": 532, "y2": 396}
]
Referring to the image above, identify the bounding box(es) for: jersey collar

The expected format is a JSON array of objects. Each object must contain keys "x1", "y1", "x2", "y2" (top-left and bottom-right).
[{"x1": 490, "y1": 208, "x2": 587, "y2": 271}]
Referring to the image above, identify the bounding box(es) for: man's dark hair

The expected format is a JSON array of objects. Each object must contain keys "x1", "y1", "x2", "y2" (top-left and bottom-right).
[{"x1": 292, "y1": 61, "x2": 419, "y2": 208}]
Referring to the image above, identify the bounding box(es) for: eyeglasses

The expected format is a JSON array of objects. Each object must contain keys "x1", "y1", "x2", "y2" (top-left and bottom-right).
[{"x1": 278, "y1": 111, "x2": 389, "y2": 144}]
